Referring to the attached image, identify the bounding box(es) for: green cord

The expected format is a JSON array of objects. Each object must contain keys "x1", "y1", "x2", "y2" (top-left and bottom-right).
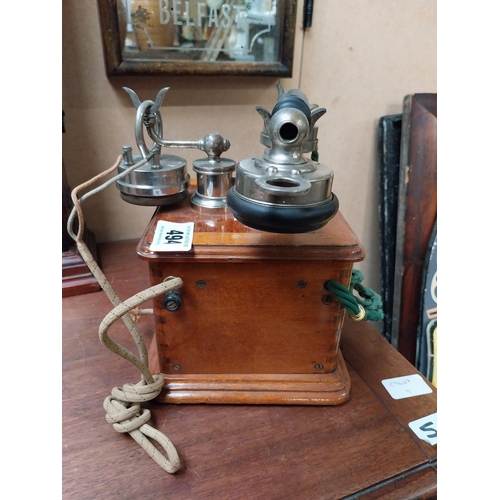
[
  {"x1": 325, "y1": 270, "x2": 384, "y2": 322},
  {"x1": 310, "y1": 148, "x2": 381, "y2": 322}
]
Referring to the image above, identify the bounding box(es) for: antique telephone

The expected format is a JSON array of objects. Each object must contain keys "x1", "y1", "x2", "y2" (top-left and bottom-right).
[{"x1": 68, "y1": 85, "x2": 382, "y2": 474}]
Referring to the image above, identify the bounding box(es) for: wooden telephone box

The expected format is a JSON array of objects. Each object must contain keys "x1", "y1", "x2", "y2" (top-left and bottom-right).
[
  {"x1": 137, "y1": 188, "x2": 364, "y2": 405},
  {"x1": 117, "y1": 86, "x2": 367, "y2": 406}
]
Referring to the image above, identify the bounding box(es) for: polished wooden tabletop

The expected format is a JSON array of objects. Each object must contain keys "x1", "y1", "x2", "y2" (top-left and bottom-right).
[{"x1": 62, "y1": 240, "x2": 437, "y2": 500}]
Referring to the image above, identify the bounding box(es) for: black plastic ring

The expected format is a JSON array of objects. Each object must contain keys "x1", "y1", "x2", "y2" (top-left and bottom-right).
[{"x1": 226, "y1": 188, "x2": 339, "y2": 233}]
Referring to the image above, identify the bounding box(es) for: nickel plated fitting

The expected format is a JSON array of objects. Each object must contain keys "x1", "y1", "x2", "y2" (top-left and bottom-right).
[
  {"x1": 117, "y1": 87, "x2": 234, "y2": 209},
  {"x1": 226, "y1": 88, "x2": 339, "y2": 233},
  {"x1": 259, "y1": 84, "x2": 321, "y2": 155}
]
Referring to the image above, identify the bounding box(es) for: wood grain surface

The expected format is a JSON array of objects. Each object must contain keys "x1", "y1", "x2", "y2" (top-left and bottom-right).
[
  {"x1": 138, "y1": 199, "x2": 365, "y2": 263},
  {"x1": 391, "y1": 94, "x2": 437, "y2": 363}
]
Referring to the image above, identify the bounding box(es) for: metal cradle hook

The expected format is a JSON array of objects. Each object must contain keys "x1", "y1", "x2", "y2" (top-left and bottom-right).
[{"x1": 124, "y1": 86, "x2": 169, "y2": 161}]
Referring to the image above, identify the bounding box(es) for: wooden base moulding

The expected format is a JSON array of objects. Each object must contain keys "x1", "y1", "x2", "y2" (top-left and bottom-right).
[{"x1": 149, "y1": 332, "x2": 351, "y2": 405}]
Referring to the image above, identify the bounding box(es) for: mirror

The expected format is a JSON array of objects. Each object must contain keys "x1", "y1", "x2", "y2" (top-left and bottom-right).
[{"x1": 97, "y1": 0, "x2": 297, "y2": 76}]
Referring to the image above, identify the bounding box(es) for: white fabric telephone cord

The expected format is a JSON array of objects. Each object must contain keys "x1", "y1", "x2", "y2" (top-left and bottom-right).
[{"x1": 67, "y1": 154, "x2": 183, "y2": 474}]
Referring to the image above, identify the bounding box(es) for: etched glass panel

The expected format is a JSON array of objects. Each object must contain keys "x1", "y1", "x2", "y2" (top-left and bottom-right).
[{"x1": 117, "y1": 0, "x2": 281, "y2": 63}]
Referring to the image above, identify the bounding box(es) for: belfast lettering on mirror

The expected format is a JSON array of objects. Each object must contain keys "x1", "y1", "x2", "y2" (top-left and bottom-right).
[{"x1": 119, "y1": 0, "x2": 280, "y2": 63}]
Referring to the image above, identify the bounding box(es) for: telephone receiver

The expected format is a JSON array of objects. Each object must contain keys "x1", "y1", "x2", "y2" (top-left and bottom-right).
[{"x1": 117, "y1": 84, "x2": 339, "y2": 233}]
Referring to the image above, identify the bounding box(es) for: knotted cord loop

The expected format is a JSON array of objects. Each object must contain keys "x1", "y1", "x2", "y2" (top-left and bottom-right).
[
  {"x1": 103, "y1": 394, "x2": 181, "y2": 473},
  {"x1": 325, "y1": 270, "x2": 384, "y2": 322},
  {"x1": 104, "y1": 397, "x2": 151, "y2": 433},
  {"x1": 111, "y1": 374, "x2": 165, "y2": 403}
]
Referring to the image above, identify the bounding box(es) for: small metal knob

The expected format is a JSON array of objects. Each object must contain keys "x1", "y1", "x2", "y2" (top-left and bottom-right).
[{"x1": 163, "y1": 291, "x2": 182, "y2": 311}]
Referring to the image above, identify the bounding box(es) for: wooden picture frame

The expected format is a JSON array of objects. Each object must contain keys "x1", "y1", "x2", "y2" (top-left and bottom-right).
[
  {"x1": 97, "y1": 0, "x2": 297, "y2": 77},
  {"x1": 391, "y1": 93, "x2": 437, "y2": 364}
]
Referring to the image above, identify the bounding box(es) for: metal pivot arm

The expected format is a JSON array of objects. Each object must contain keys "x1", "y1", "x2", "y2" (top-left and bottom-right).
[
  {"x1": 146, "y1": 120, "x2": 231, "y2": 162},
  {"x1": 126, "y1": 86, "x2": 231, "y2": 161}
]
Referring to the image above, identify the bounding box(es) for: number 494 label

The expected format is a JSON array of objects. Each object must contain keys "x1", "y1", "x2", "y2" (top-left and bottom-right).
[{"x1": 150, "y1": 221, "x2": 194, "y2": 252}]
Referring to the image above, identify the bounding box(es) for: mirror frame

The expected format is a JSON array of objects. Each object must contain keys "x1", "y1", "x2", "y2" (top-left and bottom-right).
[{"x1": 97, "y1": 0, "x2": 297, "y2": 77}]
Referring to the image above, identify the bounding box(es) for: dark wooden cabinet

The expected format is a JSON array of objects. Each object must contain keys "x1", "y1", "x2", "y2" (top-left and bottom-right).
[{"x1": 378, "y1": 94, "x2": 437, "y2": 365}]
